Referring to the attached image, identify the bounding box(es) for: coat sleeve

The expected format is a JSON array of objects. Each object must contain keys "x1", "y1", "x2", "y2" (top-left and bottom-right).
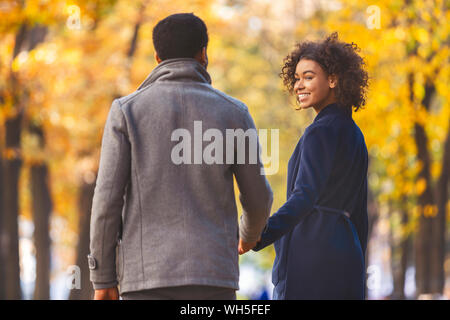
[
  {"x1": 253, "y1": 124, "x2": 339, "y2": 251},
  {"x1": 234, "y1": 109, "x2": 273, "y2": 244},
  {"x1": 89, "y1": 99, "x2": 131, "y2": 289}
]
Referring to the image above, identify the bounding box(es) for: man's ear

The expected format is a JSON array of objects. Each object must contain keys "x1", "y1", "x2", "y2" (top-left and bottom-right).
[
  {"x1": 201, "y1": 47, "x2": 207, "y2": 64},
  {"x1": 195, "y1": 47, "x2": 208, "y2": 67},
  {"x1": 328, "y1": 74, "x2": 338, "y2": 88},
  {"x1": 154, "y1": 52, "x2": 162, "y2": 64}
]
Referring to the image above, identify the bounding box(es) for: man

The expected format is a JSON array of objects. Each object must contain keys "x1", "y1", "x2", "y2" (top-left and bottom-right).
[{"x1": 88, "y1": 13, "x2": 273, "y2": 300}]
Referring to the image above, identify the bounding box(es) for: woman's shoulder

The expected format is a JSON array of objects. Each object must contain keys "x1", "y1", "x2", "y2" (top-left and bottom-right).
[
  {"x1": 302, "y1": 114, "x2": 359, "y2": 149},
  {"x1": 305, "y1": 115, "x2": 346, "y2": 135},
  {"x1": 301, "y1": 123, "x2": 338, "y2": 149}
]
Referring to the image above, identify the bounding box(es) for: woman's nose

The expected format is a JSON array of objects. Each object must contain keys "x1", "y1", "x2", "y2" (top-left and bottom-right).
[{"x1": 294, "y1": 79, "x2": 304, "y2": 91}]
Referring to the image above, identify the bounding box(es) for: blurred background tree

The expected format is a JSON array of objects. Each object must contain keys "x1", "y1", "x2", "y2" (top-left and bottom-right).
[{"x1": 0, "y1": 0, "x2": 448, "y2": 299}]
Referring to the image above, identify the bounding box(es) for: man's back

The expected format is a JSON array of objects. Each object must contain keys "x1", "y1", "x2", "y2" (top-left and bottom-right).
[{"x1": 89, "y1": 58, "x2": 273, "y2": 295}]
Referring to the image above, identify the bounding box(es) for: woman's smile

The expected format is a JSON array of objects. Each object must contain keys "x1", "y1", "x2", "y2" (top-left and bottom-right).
[{"x1": 297, "y1": 93, "x2": 310, "y2": 103}]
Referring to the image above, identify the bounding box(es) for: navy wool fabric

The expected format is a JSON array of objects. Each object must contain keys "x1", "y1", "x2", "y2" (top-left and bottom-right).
[{"x1": 253, "y1": 103, "x2": 369, "y2": 300}]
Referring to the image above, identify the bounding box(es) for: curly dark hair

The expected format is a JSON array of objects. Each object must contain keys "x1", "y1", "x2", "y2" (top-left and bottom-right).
[
  {"x1": 281, "y1": 32, "x2": 368, "y2": 112},
  {"x1": 153, "y1": 13, "x2": 208, "y2": 60}
]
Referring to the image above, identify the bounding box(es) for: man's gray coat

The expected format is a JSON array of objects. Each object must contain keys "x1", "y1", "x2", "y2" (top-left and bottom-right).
[{"x1": 89, "y1": 58, "x2": 273, "y2": 294}]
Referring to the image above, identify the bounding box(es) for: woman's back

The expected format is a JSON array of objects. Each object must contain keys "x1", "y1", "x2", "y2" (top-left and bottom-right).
[{"x1": 310, "y1": 105, "x2": 369, "y2": 255}]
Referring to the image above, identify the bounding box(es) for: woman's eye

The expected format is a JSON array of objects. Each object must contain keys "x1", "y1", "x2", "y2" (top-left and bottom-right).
[{"x1": 305, "y1": 77, "x2": 313, "y2": 80}]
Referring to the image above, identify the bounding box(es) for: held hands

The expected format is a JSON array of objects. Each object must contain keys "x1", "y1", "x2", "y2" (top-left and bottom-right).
[
  {"x1": 94, "y1": 287, "x2": 119, "y2": 300},
  {"x1": 238, "y1": 236, "x2": 261, "y2": 255}
]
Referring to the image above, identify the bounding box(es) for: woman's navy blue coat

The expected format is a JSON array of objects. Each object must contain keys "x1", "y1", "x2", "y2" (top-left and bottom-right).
[{"x1": 254, "y1": 103, "x2": 369, "y2": 300}]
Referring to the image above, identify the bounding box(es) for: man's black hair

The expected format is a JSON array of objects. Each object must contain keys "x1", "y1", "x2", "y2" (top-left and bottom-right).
[{"x1": 152, "y1": 13, "x2": 209, "y2": 61}]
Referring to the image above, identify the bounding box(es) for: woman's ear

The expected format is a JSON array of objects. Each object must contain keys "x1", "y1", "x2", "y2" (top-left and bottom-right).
[{"x1": 328, "y1": 74, "x2": 338, "y2": 88}]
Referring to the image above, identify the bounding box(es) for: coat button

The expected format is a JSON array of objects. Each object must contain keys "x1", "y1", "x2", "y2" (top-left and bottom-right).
[{"x1": 87, "y1": 254, "x2": 97, "y2": 270}]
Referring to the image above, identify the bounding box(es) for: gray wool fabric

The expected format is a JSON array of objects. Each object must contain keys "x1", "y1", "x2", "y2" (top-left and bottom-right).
[{"x1": 89, "y1": 58, "x2": 273, "y2": 293}]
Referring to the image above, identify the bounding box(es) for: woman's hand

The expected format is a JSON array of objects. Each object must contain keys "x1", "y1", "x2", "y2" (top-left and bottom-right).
[{"x1": 238, "y1": 237, "x2": 261, "y2": 255}]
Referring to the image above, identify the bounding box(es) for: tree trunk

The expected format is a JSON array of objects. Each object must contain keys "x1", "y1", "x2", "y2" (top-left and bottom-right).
[
  {"x1": 2, "y1": 25, "x2": 27, "y2": 300},
  {"x1": 410, "y1": 75, "x2": 437, "y2": 296},
  {"x1": 1, "y1": 21, "x2": 48, "y2": 300},
  {"x1": 413, "y1": 125, "x2": 434, "y2": 296},
  {"x1": 30, "y1": 164, "x2": 52, "y2": 299},
  {"x1": 430, "y1": 122, "x2": 450, "y2": 294},
  {"x1": 29, "y1": 124, "x2": 52, "y2": 300},
  {"x1": 391, "y1": 202, "x2": 411, "y2": 300},
  {"x1": 3, "y1": 111, "x2": 24, "y2": 299},
  {"x1": 0, "y1": 149, "x2": 6, "y2": 299},
  {"x1": 68, "y1": 178, "x2": 96, "y2": 300}
]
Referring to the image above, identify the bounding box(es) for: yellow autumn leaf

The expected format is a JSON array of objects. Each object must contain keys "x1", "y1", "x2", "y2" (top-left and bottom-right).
[{"x1": 415, "y1": 178, "x2": 427, "y2": 195}]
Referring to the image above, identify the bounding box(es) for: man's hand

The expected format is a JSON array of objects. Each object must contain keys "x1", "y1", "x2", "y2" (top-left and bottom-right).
[
  {"x1": 238, "y1": 237, "x2": 260, "y2": 255},
  {"x1": 94, "y1": 287, "x2": 119, "y2": 300}
]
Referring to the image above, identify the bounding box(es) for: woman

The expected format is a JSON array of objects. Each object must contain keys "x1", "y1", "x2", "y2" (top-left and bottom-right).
[{"x1": 240, "y1": 33, "x2": 369, "y2": 299}]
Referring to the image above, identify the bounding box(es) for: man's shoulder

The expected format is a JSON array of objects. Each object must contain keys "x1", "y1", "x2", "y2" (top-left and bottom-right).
[
  {"x1": 205, "y1": 86, "x2": 249, "y2": 114},
  {"x1": 115, "y1": 83, "x2": 248, "y2": 115},
  {"x1": 115, "y1": 89, "x2": 146, "y2": 107}
]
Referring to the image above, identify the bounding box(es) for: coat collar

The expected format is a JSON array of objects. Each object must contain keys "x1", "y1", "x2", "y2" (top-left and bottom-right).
[
  {"x1": 313, "y1": 103, "x2": 352, "y2": 123},
  {"x1": 138, "y1": 58, "x2": 212, "y2": 90}
]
